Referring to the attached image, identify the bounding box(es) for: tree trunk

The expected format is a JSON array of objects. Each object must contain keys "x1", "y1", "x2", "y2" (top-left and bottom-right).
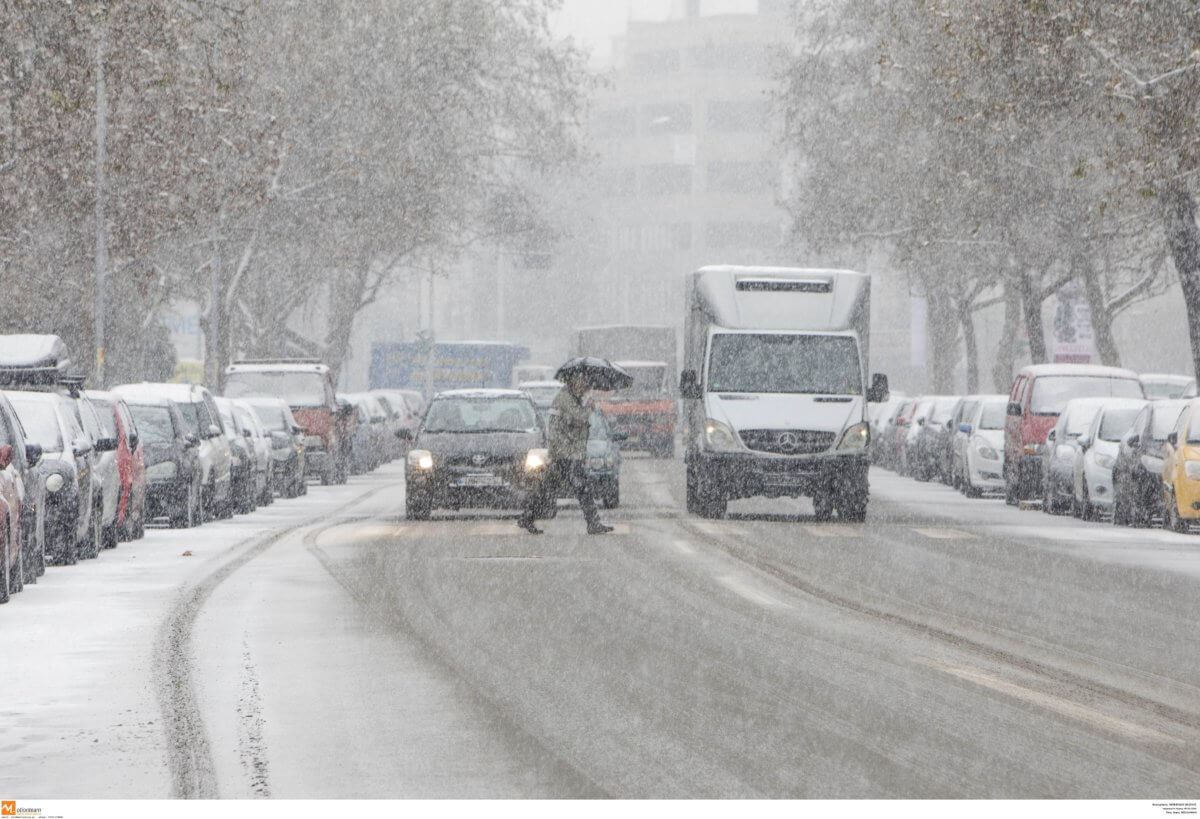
[
  {"x1": 1076, "y1": 252, "x2": 1122, "y2": 367},
  {"x1": 1017, "y1": 269, "x2": 1048, "y2": 364},
  {"x1": 926, "y1": 288, "x2": 959, "y2": 393},
  {"x1": 992, "y1": 278, "x2": 1021, "y2": 393},
  {"x1": 959, "y1": 297, "x2": 979, "y2": 393},
  {"x1": 1160, "y1": 184, "x2": 1200, "y2": 381}
]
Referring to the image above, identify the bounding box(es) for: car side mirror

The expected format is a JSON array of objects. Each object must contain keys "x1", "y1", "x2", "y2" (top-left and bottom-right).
[
  {"x1": 128, "y1": 434, "x2": 138, "y2": 451},
  {"x1": 917, "y1": 418, "x2": 926, "y2": 427},
  {"x1": 184, "y1": 433, "x2": 200, "y2": 449},
  {"x1": 958, "y1": 423, "x2": 972, "y2": 434},
  {"x1": 291, "y1": 424, "x2": 304, "y2": 435},
  {"x1": 1126, "y1": 434, "x2": 1140, "y2": 449},
  {"x1": 1079, "y1": 437, "x2": 1091, "y2": 451},
  {"x1": 1007, "y1": 402, "x2": 1022, "y2": 417},
  {"x1": 24, "y1": 442, "x2": 42, "y2": 468},
  {"x1": 243, "y1": 428, "x2": 253, "y2": 438},
  {"x1": 73, "y1": 437, "x2": 93, "y2": 456},
  {"x1": 0, "y1": 445, "x2": 12, "y2": 470},
  {"x1": 207, "y1": 424, "x2": 222, "y2": 439},
  {"x1": 1046, "y1": 429, "x2": 1056, "y2": 443},
  {"x1": 679, "y1": 369, "x2": 702, "y2": 400},
  {"x1": 395, "y1": 428, "x2": 413, "y2": 441},
  {"x1": 94, "y1": 436, "x2": 118, "y2": 453},
  {"x1": 1167, "y1": 432, "x2": 1178, "y2": 446},
  {"x1": 866, "y1": 373, "x2": 889, "y2": 403},
  {"x1": 611, "y1": 430, "x2": 629, "y2": 442}
]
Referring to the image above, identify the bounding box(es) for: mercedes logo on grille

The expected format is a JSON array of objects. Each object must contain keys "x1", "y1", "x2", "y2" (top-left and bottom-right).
[
  {"x1": 776, "y1": 432, "x2": 800, "y2": 453},
  {"x1": 471, "y1": 454, "x2": 487, "y2": 466}
]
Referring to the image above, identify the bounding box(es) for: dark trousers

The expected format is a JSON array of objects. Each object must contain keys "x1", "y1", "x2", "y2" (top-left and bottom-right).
[{"x1": 522, "y1": 459, "x2": 598, "y2": 525}]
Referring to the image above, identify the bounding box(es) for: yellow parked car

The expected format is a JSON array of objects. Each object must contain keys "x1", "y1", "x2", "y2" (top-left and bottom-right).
[{"x1": 1161, "y1": 397, "x2": 1200, "y2": 532}]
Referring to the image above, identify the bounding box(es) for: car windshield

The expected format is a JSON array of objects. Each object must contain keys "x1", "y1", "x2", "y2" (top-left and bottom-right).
[
  {"x1": 129, "y1": 405, "x2": 175, "y2": 444},
  {"x1": 708, "y1": 333, "x2": 861, "y2": 395},
  {"x1": 88, "y1": 399, "x2": 118, "y2": 438},
  {"x1": 1030, "y1": 376, "x2": 1143, "y2": 414},
  {"x1": 175, "y1": 401, "x2": 202, "y2": 435},
  {"x1": 1098, "y1": 408, "x2": 1141, "y2": 442},
  {"x1": 235, "y1": 407, "x2": 259, "y2": 436},
  {"x1": 1151, "y1": 404, "x2": 1186, "y2": 440},
  {"x1": 1142, "y1": 379, "x2": 1193, "y2": 399},
  {"x1": 8, "y1": 396, "x2": 63, "y2": 451},
  {"x1": 423, "y1": 397, "x2": 537, "y2": 433},
  {"x1": 1189, "y1": 410, "x2": 1200, "y2": 444},
  {"x1": 930, "y1": 398, "x2": 958, "y2": 424},
  {"x1": 250, "y1": 404, "x2": 289, "y2": 432},
  {"x1": 1065, "y1": 406, "x2": 1102, "y2": 436},
  {"x1": 978, "y1": 401, "x2": 1006, "y2": 430},
  {"x1": 225, "y1": 371, "x2": 327, "y2": 407}
]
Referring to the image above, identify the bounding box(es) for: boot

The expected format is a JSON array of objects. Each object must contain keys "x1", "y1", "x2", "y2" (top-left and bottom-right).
[
  {"x1": 586, "y1": 521, "x2": 613, "y2": 535},
  {"x1": 517, "y1": 515, "x2": 543, "y2": 535}
]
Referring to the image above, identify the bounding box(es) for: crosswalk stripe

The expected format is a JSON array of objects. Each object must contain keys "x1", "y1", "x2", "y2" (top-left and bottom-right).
[{"x1": 911, "y1": 526, "x2": 975, "y2": 540}]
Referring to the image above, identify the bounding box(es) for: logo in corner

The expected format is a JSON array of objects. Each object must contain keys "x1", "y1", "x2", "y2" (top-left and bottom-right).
[{"x1": 2, "y1": 802, "x2": 16, "y2": 816}]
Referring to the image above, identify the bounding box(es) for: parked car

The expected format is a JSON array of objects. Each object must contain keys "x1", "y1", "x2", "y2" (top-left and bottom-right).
[
  {"x1": 71, "y1": 394, "x2": 121, "y2": 549},
  {"x1": 233, "y1": 401, "x2": 273, "y2": 507},
  {"x1": 877, "y1": 397, "x2": 917, "y2": 470},
  {"x1": 213, "y1": 397, "x2": 259, "y2": 515},
  {"x1": 83, "y1": 391, "x2": 147, "y2": 542},
  {"x1": 1160, "y1": 398, "x2": 1200, "y2": 532},
  {"x1": 114, "y1": 383, "x2": 233, "y2": 520},
  {"x1": 1111, "y1": 399, "x2": 1188, "y2": 527},
  {"x1": 402, "y1": 389, "x2": 548, "y2": 520},
  {"x1": 123, "y1": 395, "x2": 203, "y2": 528},
  {"x1": 242, "y1": 398, "x2": 307, "y2": 498},
  {"x1": 1071, "y1": 398, "x2": 1148, "y2": 520},
  {"x1": 0, "y1": 411, "x2": 27, "y2": 602},
  {"x1": 954, "y1": 396, "x2": 1008, "y2": 497},
  {"x1": 586, "y1": 409, "x2": 624, "y2": 508},
  {"x1": 342, "y1": 393, "x2": 391, "y2": 473},
  {"x1": 373, "y1": 390, "x2": 421, "y2": 450},
  {"x1": 1139, "y1": 373, "x2": 1197, "y2": 400},
  {"x1": 905, "y1": 396, "x2": 957, "y2": 481},
  {"x1": 224, "y1": 360, "x2": 351, "y2": 485},
  {"x1": 6, "y1": 391, "x2": 102, "y2": 563},
  {"x1": 1042, "y1": 397, "x2": 1110, "y2": 514},
  {"x1": 869, "y1": 393, "x2": 907, "y2": 465},
  {"x1": 1004, "y1": 364, "x2": 1144, "y2": 503},
  {"x1": 0, "y1": 393, "x2": 46, "y2": 586},
  {"x1": 367, "y1": 391, "x2": 407, "y2": 461}
]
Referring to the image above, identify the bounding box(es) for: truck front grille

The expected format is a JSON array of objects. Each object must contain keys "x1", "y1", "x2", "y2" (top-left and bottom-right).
[{"x1": 739, "y1": 429, "x2": 835, "y2": 455}]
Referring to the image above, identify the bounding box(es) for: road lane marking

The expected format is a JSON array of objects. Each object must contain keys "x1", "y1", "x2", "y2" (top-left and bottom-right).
[
  {"x1": 929, "y1": 663, "x2": 1181, "y2": 745},
  {"x1": 672, "y1": 539, "x2": 696, "y2": 555},
  {"x1": 717, "y1": 574, "x2": 790, "y2": 609},
  {"x1": 693, "y1": 521, "x2": 731, "y2": 537},
  {"x1": 911, "y1": 527, "x2": 975, "y2": 540},
  {"x1": 803, "y1": 524, "x2": 859, "y2": 538}
]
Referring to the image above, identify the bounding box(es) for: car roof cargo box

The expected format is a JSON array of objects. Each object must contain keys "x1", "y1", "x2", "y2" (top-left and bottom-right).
[{"x1": 0, "y1": 334, "x2": 73, "y2": 385}]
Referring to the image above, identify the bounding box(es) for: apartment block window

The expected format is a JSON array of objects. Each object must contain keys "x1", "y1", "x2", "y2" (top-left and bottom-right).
[
  {"x1": 706, "y1": 160, "x2": 776, "y2": 194},
  {"x1": 642, "y1": 102, "x2": 692, "y2": 134},
  {"x1": 642, "y1": 163, "x2": 693, "y2": 196},
  {"x1": 706, "y1": 99, "x2": 769, "y2": 133},
  {"x1": 688, "y1": 43, "x2": 767, "y2": 73},
  {"x1": 705, "y1": 221, "x2": 780, "y2": 249},
  {"x1": 631, "y1": 49, "x2": 681, "y2": 74},
  {"x1": 593, "y1": 107, "x2": 636, "y2": 138}
]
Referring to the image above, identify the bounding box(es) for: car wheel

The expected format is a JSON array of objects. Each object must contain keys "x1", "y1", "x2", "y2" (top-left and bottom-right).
[
  {"x1": 22, "y1": 523, "x2": 36, "y2": 585},
  {"x1": 406, "y1": 489, "x2": 432, "y2": 521},
  {"x1": 103, "y1": 522, "x2": 119, "y2": 550},
  {"x1": 60, "y1": 521, "x2": 77, "y2": 566},
  {"x1": 86, "y1": 504, "x2": 102, "y2": 559},
  {"x1": 0, "y1": 522, "x2": 11, "y2": 604},
  {"x1": 1080, "y1": 482, "x2": 1094, "y2": 521},
  {"x1": 1167, "y1": 492, "x2": 1188, "y2": 533},
  {"x1": 1112, "y1": 485, "x2": 1130, "y2": 526}
]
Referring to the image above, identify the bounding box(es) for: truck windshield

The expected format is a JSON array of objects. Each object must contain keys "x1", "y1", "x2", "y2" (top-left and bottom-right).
[
  {"x1": 707, "y1": 334, "x2": 861, "y2": 395},
  {"x1": 225, "y1": 372, "x2": 327, "y2": 407}
]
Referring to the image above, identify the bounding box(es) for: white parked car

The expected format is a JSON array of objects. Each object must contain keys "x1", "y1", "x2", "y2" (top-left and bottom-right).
[
  {"x1": 1042, "y1": 397, "x2": 1110, "y2": 514},
  {"x1": 955, "y1": 395, "x2": 1008, "y2": 496},
  {"x1": 1072, "y1": 398, "x2": 1148, "y2": 520},
  {"x1": 73, "y1": 394, "x2": 121, "y2": 549}
]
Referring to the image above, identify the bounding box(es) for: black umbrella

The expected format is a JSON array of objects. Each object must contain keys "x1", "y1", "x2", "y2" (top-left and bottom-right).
[{"x1": 554, "y1": 356, "x2": 633, "y2": 391}]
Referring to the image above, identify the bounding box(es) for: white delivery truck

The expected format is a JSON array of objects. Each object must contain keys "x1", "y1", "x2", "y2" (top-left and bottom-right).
[{"x1": 680, "y1": 266, "x2": 889, "y2": 520}]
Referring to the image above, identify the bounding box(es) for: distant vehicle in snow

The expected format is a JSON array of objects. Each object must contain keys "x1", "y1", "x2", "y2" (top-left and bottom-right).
[
  {"x1": 241, "y1": 398, "x2": 307, "y2": 499},
  {"x1": 511, "y1": 364, "x2": 556, "y2": 387},
  {"x1": 952, "y1": 395, "x2": 1008, "y2": 497},
  {"x1": 122, "y1": 395, "x2": 204, "y2": 528},
  {"x1": 1070, "y1": 398, "x2": 1148, "y2": 520},
  {"x1": 680, "y1": 266, "x2": 888, "y2": 520},
  {"x1": 1160, "y1": 397, "x2": 1200, "y2": 532},
  {"x1": 1111, "y1": 399, "x2": 1188, "y2": 527},
  {"x1": 1139, "y1": 373, "x2": 1197, "y2": 400},
  {"x1": 82, "y1": 391, "x2": 147, "y2": 543},
  {"x1": 1041, "y1": 397, "x2": 1111, "y2": 514}
]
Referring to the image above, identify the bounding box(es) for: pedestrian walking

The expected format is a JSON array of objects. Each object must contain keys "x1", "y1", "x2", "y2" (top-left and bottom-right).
[{"x1": 517, "y1": 370, "x2": 614, "y2": 535}]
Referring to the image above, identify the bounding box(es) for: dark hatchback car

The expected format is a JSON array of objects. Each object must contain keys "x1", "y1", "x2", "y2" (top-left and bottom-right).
[
  {"x1": 403, "y1": 389, "x2": 548, "y2": 521},
  {"x1": 1111, "y1": 398, "x2": 1189, "y2": 526},
  {"x1": 125, "y1": 396, "x2": 202, "y2": 528}
]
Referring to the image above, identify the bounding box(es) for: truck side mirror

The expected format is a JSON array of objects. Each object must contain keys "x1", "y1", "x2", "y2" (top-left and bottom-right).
[
  {"x1": 1007, "y1": 402, "x2": 1022, "y2": 417},
  {"x1": 679, "y1": 369, "x2": 702, "y2": 400},
  {"x1": 865, "y1": 373, "x2": 889, "y2": 403}
]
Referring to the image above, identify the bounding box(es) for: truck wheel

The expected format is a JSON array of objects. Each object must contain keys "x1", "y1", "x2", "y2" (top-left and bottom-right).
[
  {"x1": 838, "y1": 495, "x2": 868, "y2": 522},
  {"x1": 406, "y1": 489, "x2": 431, "y2": 521},
  {"x1": 697, "y1": 491, "x2": 726, "y2": 519}
]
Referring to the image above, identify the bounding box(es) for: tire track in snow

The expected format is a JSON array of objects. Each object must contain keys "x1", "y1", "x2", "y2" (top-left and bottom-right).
[{"x1": 153, "y1": 484, "x2": 394, "y2": 798}]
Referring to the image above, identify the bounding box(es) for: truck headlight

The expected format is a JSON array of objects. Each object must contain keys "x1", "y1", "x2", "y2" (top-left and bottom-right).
[
  {"x1": 524, "y1": 448, "x2": 548, "y2": 471},
  {"x1": 408, "y1": 449, "x2": 434, "y2": 471},
  {"x1": 1184, "y1": 460, "x2": 1200, "y2": 480},
  {"x1": 1095, "y1": 453, "x2": 1115, "y2": 469},
  {"x1": 146, "y1": 461, "x2": 177, "y2": 481},
  {"x1": 836, "y1": 422, "x2": 869, "y2": 452},
  {"x1": 975, "y1": 442, "x2": 999, "y2": 461},
  {"x1": 704, "y1": 419, "x2": 741, "y2": 452}
]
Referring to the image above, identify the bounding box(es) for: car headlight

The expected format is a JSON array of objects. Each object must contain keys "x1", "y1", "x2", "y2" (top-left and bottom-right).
[
  {"x1": 408, "y1": 449, "x2": 434, "y2": 471},
  {"x1": 975, "y1": 442, "x2": 999, "y2": 461},
  {"x1": 704, "y1": 419, "x2": 742, "y2": 452},
  {"x1": 1184, "y1": 460, "x2": 1200, "y2": 480},
  {"x1": 525, "y1": 448, "x2": 548, "y2": 471},
  {"x1": 46, "y1": 473, "x2": 65, "y2": 493},
  {"x1": 146, "y1": 461, "x2": 177, "y2": 481},
  {"x1": 1095, "y1": 453, "x2": 1115, "y2": 469},
  {"x1": 836, "y1": 422, "x2": 869, "y2": 452}
]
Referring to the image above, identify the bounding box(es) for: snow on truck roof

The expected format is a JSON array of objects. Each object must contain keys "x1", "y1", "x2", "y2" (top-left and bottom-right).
[{"x1": 689, "y1": 266, "x2": 869, "y2": 332}]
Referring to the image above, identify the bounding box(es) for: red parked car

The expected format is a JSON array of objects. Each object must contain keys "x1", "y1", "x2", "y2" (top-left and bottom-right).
[{"x1": 84, "y1": 391, "x2": 147, "y2": 541}]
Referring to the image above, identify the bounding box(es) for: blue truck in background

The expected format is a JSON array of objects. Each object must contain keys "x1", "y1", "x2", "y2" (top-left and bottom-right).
[{"x1": 368, "y1": 340, "x2": 530, "y2": 398}]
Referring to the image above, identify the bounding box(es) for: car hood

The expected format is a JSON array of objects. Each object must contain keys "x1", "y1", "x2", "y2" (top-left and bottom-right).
[
  {"x1": 416, "y1": 431, "x2": 542, "y2": 460},
  {"x1": 706, "y1": 393, "x2": 862, "y2": 434}
]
